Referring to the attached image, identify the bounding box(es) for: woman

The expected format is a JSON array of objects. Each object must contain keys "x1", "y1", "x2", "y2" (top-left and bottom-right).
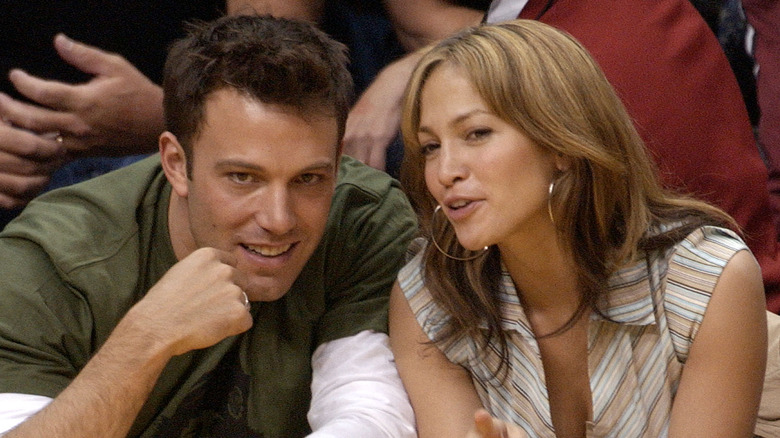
[{"x1": 389, "y1": 20, "x2": 767, "y2": 437}]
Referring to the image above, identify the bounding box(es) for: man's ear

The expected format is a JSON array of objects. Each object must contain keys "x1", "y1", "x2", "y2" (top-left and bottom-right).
[
  {"x1": 335, "y1": 140, "x2": 343, "y2": 178},
  {"x1": 159, "y1": 132, "x2": 189, "y2": 198}
]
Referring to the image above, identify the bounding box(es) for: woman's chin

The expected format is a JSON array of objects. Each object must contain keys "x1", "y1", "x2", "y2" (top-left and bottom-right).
[{"x1": 456, "y1": 236, "x2": 490, "y2": 252}]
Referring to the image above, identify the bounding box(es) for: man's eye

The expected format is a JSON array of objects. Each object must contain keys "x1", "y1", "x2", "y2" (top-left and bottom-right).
[
  {"x1": 228, "y1": 173, "x2": 254, "y2": 184},
  {"x1": 297, "y1": 173, "x2": 322, "y2": 185}
]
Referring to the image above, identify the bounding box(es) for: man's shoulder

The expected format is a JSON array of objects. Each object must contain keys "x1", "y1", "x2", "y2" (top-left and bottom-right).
[
  {"x1": 1, "y1": 155, "x2": 168, "y2": 269},
  {"x1": 330, "y1": 156, "x2": 416, "y2": 230},
  {"x1": 335, "y1": 155, "x2": 404, "y2": 200},
  {"x1": 317, "y1": 155, "x2": 416, "y2": 255}
]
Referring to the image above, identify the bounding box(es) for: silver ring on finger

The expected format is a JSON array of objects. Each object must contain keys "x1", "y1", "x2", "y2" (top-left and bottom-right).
[
  {"x1": 54, "y1": 132, "x2": 64, "y2": 145},
  {"x1": 242, "y1": 291, "x2": 250, "y2": 311}
]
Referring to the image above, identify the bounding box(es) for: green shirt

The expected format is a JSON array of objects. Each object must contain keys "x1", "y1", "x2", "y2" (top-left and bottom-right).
[{"x1": 0, "y1": 154, "x2": 416, "y2": 437}]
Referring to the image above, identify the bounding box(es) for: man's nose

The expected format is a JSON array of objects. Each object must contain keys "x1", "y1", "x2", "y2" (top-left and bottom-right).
[{"x1": 254, "y1": 186, "x2": 296, "y2": 235}]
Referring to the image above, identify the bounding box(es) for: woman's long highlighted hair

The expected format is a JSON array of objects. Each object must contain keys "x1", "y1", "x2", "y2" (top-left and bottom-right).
[{"x1": 400, "y1": 20, "x2": 735, "y2": 372}]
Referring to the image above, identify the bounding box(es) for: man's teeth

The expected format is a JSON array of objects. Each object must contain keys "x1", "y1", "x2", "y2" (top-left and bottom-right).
[{"x1": 244, "y1": 244, "x2": 292, "y2": 257}]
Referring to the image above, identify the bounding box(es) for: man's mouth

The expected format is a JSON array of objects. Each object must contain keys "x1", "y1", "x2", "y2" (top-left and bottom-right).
[{"x1": 241, "y1": 243, "x2": 293, "y2": 257}]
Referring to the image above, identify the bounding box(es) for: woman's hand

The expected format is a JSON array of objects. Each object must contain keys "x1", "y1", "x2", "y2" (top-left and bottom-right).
[{"x1": 466, "y1": 409, "x2": 529, "y2": 438}]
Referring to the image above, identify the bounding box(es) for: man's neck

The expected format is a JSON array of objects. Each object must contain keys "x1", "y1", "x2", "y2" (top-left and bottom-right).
[{"x1": 167, "y1": 190, "x2": 197, "y2": 261}]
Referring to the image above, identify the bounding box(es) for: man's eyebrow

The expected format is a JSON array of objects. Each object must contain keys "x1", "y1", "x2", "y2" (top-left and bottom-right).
[
  {"x1": 299, "y1": 161, "x2": 336, "y2": 173},
  {"x1": 214, "y1": 159, "x2": 336, "y2": 173}
]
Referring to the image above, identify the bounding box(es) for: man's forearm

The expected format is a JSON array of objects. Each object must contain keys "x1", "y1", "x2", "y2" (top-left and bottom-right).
[
  {"x1": 384, "y1": 0, "x2": 484, "y2": 51},
  {"x1": 4, "y1": 246, "x2": 253, "y2": 437},
  {"x1": 307, "y1": 331, "x2": 416, "y2": 438},
  {"x1": 226, "y1": 0, "x2": 325, "y2": 21},
  {"x1": 4, "y1": 314, "x2": 173, "y2": 437}
]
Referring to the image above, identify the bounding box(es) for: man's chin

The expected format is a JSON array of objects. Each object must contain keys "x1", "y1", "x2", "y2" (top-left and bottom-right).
[{"x1": 244, "y1": 281, "x2": 293, "y2": 302}]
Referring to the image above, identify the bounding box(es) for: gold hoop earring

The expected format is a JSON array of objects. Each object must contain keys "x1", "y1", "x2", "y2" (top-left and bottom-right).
[
  {"x1": 548, "y1": 180, "x2": 556, "y2": 226},
  {"x1": 430, "y1": 205, "x2": 488, "y2": 261}
]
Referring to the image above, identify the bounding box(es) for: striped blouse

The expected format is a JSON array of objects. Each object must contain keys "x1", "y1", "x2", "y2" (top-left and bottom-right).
[{"x1": 399, "y1": 226, "x2": 748, "y2": 437}]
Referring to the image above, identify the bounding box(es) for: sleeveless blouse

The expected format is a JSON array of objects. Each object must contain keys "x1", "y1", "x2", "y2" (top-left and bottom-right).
[{"x1": 399, "y1": 226, "x2": 748, "y2": 437}]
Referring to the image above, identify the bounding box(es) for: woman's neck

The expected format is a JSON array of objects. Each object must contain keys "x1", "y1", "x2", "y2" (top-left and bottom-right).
[{"x1": 499, "y1": 236, "x2": 581, "y2": 316}]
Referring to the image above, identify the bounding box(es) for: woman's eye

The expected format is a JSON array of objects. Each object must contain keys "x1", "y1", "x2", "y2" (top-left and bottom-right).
[
  {"x1": 420, "y1": 142, "x2": 440, "y2": 156},
  {"x1": 467, "y1": 128, "x2": 492, "y2": 141}
]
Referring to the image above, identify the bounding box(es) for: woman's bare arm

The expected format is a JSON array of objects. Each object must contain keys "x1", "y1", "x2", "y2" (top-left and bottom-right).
[
  {"x1": 389, "y1": 282, "x2": 484, "y2": 437},
  {"x1": 669, "y1": 250, "x2": 767, "y2": 437}
]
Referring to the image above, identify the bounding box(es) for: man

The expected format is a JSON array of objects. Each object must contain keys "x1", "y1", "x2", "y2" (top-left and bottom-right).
[
  {"x1": 0, "y1": 15, "x2": 417, "y2": 437},
  {"x1": 742, "y1": 0, "x2": 780, "y2": 237}
]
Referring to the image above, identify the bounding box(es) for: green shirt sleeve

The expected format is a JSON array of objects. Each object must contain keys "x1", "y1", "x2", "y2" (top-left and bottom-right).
[
  {"x1": 314, "y1": 156, "x2": 417, "y2": 345},
  {"x1": 0, "y1": 156, "x2": 167, "y2": 399},
  {"x1": 0, "y1": 237, "x2": 93, "y2": 398}
]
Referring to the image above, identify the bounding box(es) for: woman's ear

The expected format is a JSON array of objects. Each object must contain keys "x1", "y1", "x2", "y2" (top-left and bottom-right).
[
  {"x1": 159, "y1": 132, "x2": 189, "y2": 198},
  {"x1": 554, "y1": 153, "x2": 572, "y2": 173}
]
